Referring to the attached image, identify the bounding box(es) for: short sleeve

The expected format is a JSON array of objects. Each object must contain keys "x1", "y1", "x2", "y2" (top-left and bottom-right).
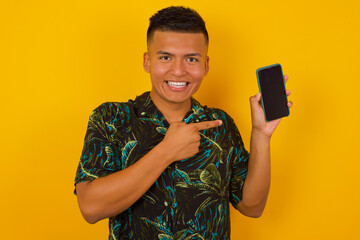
[
  {"x1": 74, "y1": 103, "x2": 121, "y2": 193},
  {"x1": 227, "y1": 115, "x2": 249, "y2": 208}
]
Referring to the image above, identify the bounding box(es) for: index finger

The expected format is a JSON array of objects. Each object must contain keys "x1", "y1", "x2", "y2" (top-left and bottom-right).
[
  {"x1": 192, "y1": 120, "x2": 222, "y2": 131},
  {"x1": 284, "y1": 75, "x2": 289, "y2": 84}
]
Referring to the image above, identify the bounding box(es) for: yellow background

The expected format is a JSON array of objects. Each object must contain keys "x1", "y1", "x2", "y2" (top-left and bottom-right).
[{"x1": 1, "y1": 0, "x2": 359, "y2": 239}]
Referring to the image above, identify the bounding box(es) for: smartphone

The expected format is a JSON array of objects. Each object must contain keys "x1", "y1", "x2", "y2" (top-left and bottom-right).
[{"x1": 256, "y1": 63, "x2": 289, "y2": 122}]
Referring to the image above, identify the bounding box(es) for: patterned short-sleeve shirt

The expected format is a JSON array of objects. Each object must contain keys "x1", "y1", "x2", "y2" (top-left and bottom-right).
[{"x1": 74, "y1": 92, "x2": 249, "y2": 239}]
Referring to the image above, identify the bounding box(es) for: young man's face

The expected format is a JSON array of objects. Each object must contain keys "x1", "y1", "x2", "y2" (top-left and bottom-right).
[{"x1": 143, "y1": 31, "x2": 209, "y2": 106}]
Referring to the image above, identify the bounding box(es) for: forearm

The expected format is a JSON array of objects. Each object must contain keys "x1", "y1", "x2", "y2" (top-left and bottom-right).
[
  {"x1": 236, "y1": 129, "x2": 271, "y2": 217},
  {"x1": 76, "y1": 143, "x2": 171, "y2": 224}
]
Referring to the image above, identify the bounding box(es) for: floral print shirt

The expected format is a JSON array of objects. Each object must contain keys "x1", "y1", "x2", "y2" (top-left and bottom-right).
[{"x1": 74, "y1": 92, "x2": 249, "y2": 239}]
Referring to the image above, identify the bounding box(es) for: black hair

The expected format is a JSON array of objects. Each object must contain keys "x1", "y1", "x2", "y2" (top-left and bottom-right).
[{"x1": 147, "y1": 6, "x2": 209, "y2": 45}]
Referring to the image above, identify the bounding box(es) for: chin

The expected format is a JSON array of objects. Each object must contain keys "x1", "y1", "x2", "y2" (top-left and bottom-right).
[
  {"x1": 164, "y1": 88, "x2": 199, "y2": 103},
  {"x1": 164, "y1": 94, "x2": 191, "y2": 104}
]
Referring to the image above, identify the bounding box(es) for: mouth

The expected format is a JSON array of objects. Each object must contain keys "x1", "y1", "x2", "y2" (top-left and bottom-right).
[{"x1": 165, "y1": 81, "x2": 189, "y2": 90}]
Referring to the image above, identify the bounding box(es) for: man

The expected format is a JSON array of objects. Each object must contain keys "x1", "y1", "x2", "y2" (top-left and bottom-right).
[{"x1": 74, "y1": 6, "x2": 292, "y2": 239}]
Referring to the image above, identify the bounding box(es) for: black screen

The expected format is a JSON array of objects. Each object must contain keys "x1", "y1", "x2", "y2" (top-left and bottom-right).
[{"x1": 257, "y1": 64, "x2": 289, "y2": 121}]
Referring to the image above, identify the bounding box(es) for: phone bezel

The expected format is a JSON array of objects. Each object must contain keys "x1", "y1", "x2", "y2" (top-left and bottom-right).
[{"x1": 256, "y1": 63, "x2": 289, "y2": 122}]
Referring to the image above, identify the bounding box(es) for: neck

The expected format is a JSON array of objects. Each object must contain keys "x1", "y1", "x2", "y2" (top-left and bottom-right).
[{"x1": 150, "y1": 92, "x2": 191, "y2": 124}]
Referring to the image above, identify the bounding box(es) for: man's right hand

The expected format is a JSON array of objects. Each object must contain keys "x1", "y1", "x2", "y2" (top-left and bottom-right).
[
  {"x1": 160, "y1": 120, "x2": 222, "y2": 163},
  {"x1": 76, "y1": 119, "x2": 221, "y2": 224}
]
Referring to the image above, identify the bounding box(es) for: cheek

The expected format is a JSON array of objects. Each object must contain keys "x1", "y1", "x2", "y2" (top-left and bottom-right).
[
  {"x1": 150, "y1": 63, "x2": 169, "y2": 78},
  {"x1": 188, "y1": 67, "x2": 206, "y2": 80}
]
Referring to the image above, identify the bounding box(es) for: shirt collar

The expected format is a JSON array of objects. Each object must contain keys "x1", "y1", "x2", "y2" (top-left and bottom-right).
[{"x1": 133, "y1": 91, "x2": 207, "y2": 127}]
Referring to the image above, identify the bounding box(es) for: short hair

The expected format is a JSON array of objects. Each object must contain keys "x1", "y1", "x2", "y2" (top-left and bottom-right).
[{"x1": 147, "y1": 6, "x2": 209, "y2": 46}]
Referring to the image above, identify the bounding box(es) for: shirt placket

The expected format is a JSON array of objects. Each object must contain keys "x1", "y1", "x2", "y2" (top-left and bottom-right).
[
  {"x1": 169, "y1": 161, "x2": 178, "y2": 232},
  {"x1": 171, "y1": 110, "x2": 200, "y2": 234}
]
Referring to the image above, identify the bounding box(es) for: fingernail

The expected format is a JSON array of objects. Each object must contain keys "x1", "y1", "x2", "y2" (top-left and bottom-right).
[{"x1": 218, "y1": 120, "x2": 222, "y2": 125}]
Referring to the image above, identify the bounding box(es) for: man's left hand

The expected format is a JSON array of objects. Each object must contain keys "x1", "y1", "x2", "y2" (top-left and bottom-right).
[{"x1": 249, "y1": 75, "x2": 293, "y2": 138}]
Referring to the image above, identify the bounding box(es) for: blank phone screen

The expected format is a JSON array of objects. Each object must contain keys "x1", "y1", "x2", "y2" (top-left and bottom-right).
[{"x1": 257, "y1": 64, "x2": 289, "y2": 121}]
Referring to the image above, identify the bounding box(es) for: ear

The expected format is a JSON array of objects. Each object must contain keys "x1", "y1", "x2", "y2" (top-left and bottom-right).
[
  {"x1": 143, "y1": 52, "x2": 150, "y2": 73},
  {"x1": 204, "y1": 56, "x2": 210, "y2": 76}
]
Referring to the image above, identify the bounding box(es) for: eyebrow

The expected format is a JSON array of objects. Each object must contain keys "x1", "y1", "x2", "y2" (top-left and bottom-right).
[{"x1": 156, "y1": 50, "x2": 202, "y2": 57}]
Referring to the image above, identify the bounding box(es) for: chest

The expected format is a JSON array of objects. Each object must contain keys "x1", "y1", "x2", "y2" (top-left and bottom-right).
[{"x1": 114, "y1": 117, "x2": 235, "y2": 189}]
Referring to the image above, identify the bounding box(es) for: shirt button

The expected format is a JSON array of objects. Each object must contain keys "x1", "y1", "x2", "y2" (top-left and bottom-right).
[{"x1": 177, "y1": 221, "x2": 180, "y2": 225}]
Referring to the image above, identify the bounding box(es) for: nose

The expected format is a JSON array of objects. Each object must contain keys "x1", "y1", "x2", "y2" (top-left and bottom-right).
[{"x1": 171, "y1": 59, "x2": 186, "y2": 77}]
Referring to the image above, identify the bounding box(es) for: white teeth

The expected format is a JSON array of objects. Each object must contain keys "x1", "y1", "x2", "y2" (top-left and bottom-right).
[{"x1": 167, "y1": 81, "x2": 187, "y2": 88}]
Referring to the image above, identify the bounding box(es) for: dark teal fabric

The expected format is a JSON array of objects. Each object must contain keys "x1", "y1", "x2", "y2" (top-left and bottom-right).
[{"x1": 74, "y1": 92, "x2": 249, "y2": 239}]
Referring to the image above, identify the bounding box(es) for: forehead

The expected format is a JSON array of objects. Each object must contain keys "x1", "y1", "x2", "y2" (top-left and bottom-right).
[{"x1": 148, "y1": 31, "x2": 208, "y2": 53}]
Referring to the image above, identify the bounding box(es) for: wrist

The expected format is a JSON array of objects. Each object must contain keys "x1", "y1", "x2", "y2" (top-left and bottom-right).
[
  {"x1": 251, "y1": 128, "x2": 272, "y2": 142},
  {"x1": 153, "y1": 141, "x2": 175, "y2": 166}
]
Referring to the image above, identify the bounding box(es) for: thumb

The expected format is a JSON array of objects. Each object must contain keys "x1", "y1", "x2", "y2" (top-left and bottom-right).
[{"x1": 250, "y1": 93, "x2": 261, "y2": 104}]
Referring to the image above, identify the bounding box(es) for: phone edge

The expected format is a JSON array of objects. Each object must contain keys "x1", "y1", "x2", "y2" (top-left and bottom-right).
[{"x1": 256, "y1": 63, "x2": 289, "y2": 122}]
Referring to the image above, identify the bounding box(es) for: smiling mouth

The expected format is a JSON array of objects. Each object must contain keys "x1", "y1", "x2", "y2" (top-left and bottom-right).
[{"x1": 166, "y1": 81, "x2": 189, "y2": 88}]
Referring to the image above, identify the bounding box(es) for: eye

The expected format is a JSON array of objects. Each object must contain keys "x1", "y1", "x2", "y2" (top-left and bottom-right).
[
  {"x1": 187, "y1": 57, "x2": 199, "y2": 63},
  {"x1": 160, "y1": 56, "x2": 171, "y2": 61}
]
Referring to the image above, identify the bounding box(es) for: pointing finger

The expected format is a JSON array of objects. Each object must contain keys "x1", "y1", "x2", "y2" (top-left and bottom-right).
[{"x1": 193, "y1": 120, "x2": 222, "y2": 131}]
